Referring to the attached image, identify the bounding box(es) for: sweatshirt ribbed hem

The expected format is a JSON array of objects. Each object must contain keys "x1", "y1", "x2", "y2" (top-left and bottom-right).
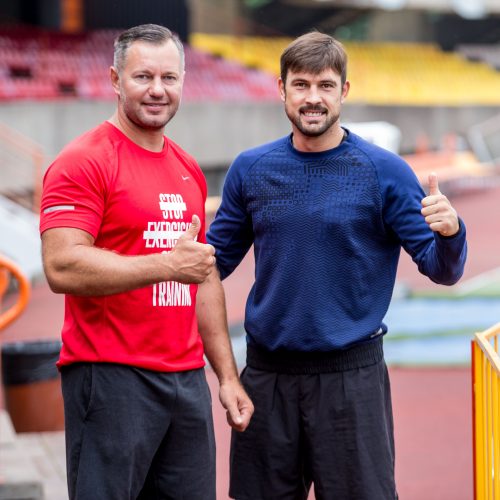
[{"x1": 246, "y1": 337, "x2": 383, "y2": 374}]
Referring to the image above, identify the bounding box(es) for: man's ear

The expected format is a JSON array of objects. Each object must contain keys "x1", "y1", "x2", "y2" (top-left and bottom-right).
[
  {"x1": 110, "y1": 66, "x2": 120, "y2": 96},
  {"x1": 341, "y1": 80, "x2": 350, "y2": 103},
  {"x1": 278, "y1": 77, "x2": 286, "y2": 102}
]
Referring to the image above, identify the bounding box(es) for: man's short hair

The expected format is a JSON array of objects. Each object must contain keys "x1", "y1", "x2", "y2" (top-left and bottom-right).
[
  {"x1": 280, "y1": 31, "x2": 347, "y2": 86},
  {"x1": 113, "y1": 23, "x2": 185, "y2": 73}
]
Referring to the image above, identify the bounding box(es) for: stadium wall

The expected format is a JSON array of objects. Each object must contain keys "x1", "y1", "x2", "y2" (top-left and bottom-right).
[
  {"x1": 189, "y1": 0, "x2": 240, "y2": 35},
  {"x1": 0, "y1": 101, "x2": 499, "y2": 168}
]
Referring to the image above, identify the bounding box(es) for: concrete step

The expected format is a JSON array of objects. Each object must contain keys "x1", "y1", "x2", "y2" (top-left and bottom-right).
[{"x1": 0, "y1": 409, "x2": 67, "y2": 500}]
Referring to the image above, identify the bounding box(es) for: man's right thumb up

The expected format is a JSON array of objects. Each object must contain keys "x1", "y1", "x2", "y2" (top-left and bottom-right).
[{"x1": 183, "y1": 214, "x2": 201, "y2": 240}]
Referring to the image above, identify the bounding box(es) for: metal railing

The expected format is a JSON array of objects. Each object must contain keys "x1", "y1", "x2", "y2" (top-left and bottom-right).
[
  {"x1": 0, "y1": 122, "x2": 45, "y2": 213},
  {"x1": 472, "y1": 322, "x2": 500, "y2": 499},
  {"x1": 0, "y1": 254, "x2": 31, "y2": 332}
]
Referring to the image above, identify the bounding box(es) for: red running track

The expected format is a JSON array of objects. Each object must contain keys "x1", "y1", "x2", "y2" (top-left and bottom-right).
[
  {"x1": 1, "y1": 280, "x2": 473, "y2": 500},
  {"x1": 206, "y1": 368, "x2": 472, "y2": 500},
  {"x1": 3, "y1": 184, "x2": 496, "y2": 498}
]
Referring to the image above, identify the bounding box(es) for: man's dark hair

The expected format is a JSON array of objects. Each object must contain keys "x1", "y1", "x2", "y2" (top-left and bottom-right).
[
  {"x1": 113, "y1": 24, "x2": 184, "y2": 73},
  {"x1": 280, "y1": 31, "x2": 347, "y2": 86}
]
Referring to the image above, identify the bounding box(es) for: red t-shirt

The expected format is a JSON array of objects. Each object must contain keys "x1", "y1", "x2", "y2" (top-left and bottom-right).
[{"x1": 40, "y1": 121, "x2": 208, "y2": 372}]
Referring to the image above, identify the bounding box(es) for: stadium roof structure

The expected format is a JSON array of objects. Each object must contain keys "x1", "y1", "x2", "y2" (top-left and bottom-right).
[{"x1": 285, "y1": 0, "x2": 499, "y2": 18}]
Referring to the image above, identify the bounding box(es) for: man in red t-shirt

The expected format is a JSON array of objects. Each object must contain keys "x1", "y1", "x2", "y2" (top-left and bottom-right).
[{"x1": 40, "y1": 24, "x2": 253, "y2": 500}]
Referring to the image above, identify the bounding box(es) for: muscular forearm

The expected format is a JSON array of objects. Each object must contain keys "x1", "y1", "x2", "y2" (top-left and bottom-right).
[
  {"x1": 43, "y1": 243, "x2": 169, "y2": 296},
  {"x1": 196, "y1": 269, "x2": 239, "y2": 382},
  {"x1": 42, "y1": 221, "x2": 215, "y2": 296},
  {"x1": 196, "y1": 269, "x2": 254, "y2": 431}
]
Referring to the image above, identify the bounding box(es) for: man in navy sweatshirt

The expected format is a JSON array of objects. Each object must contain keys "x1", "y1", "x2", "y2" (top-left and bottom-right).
[{"x1": 207, "y1": 31, "x2": 467, "y2": 500}]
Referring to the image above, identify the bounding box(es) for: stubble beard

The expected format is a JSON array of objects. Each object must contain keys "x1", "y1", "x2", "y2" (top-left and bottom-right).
[
  {"x1": 121, "y1": 95, "x2": 178, "y2": 131},
  {"x1": 286, "y1": 104, "x2": 339, "y2": 138}
]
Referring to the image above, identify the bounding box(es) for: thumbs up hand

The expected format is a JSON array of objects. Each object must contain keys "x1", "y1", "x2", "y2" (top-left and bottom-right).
[
  {"x1": 427, "y1": 172, "x2": 441, "y2": 196},
  {"x1": 166, "y1": 215, "x2": 216, "y2": 284},
  {"x1": 179, "y1": 214, "x2": 202, "y2": 242},
  {"x1": 421, "y1": 172, "x2": 460, "y2": 237}
]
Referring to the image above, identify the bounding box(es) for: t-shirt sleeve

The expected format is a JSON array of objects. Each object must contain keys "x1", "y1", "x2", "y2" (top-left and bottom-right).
[{"x1": 40, "y1": 150, "x2": 108, "y2": 238}]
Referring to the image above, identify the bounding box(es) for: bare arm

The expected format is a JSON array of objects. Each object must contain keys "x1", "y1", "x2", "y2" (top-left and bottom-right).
[
  {"x1": 42, "y1": 215, "x2": 215, "y2": 296},
  {"x1": 196, "y1": 268, "x2": 253, "y2": 432}
]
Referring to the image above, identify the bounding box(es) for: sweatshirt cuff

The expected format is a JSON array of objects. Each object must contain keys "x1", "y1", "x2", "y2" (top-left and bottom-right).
[{"x1": 435, "y1": 216, "x2": 466, "y2": 241}]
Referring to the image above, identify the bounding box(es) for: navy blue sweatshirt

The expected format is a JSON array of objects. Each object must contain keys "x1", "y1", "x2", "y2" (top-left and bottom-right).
[{"x1": 207, "y1": 130, "x2": 467, "y2": 352}]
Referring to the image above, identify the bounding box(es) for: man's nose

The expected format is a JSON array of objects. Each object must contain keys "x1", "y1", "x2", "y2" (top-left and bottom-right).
[
  {"x1": 305, "y1": 86, "x2": 322, "y2": 104},
  {"x1": 149, "y1": 77, "x2": 164, "y2": 96}
]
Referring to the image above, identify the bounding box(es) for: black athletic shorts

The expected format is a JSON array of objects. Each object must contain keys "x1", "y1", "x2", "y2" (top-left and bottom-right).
[
  {"x1": 230, "y1": 340, "x2": 397, "y2": 500},
  {"x1": 61, "y1": 363, "x2": 215, "y2": 500}
]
